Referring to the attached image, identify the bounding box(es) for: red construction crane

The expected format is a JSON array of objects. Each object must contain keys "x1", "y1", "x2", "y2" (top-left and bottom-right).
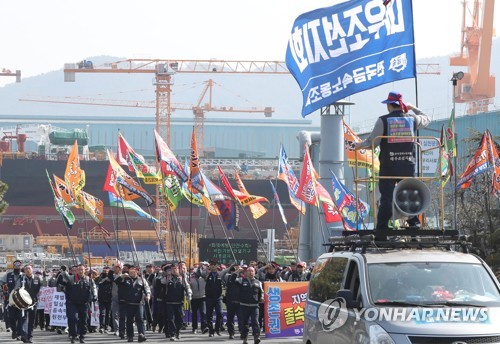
[
  {"x1": 20, "y1": 78, "x2": 274, "y2": 154},
  {"x1": 63, "y1": 58, "x2": 287, "y2": 247},
  {"x1": 450, "y1": 0, "x2": 495, "y2": 114}
]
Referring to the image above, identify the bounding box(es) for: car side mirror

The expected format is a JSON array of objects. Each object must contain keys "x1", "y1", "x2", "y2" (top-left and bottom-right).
[{"x1": 336, "y1": 289, "x2": 360, "y2": 309}]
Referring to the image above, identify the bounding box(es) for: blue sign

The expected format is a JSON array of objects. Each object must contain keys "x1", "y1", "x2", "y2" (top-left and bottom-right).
[{"x1": 286, "y1": 0, "x2": 416, "y2": 117}]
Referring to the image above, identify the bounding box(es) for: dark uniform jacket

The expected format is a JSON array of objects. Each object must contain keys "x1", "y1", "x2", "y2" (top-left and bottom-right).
[
  {"x1": 233, "y1": 275, "x2": 263, "y2": 306},
  {"x1": 115, "y1": 275, "x2": 151, "y2": 305},
  {"x1": 97, "y1": 274, "x2": 113, "y2": 303},
  {"x1": 59, "y1": 272, "x2": 97, "y2": 305},
  {"x1": 205, "y1": 271, "x2": 223, "y2": 299},
  {"x1": 17, "y1": 274, "x2": 42, "y2": 305},
  {"x1": 162, "y1": 275, "x2": 191, "y2": 304}
]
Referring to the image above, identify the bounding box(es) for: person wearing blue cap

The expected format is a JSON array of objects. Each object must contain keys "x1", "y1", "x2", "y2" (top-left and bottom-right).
[{"x1": 355, "y1": 91, "x2": 430, "y2": 239}]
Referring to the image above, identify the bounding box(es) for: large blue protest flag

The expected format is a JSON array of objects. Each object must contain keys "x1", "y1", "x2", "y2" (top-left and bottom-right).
[{"x1": 286, "y1": 0, "x2": 416, "y2": 117}]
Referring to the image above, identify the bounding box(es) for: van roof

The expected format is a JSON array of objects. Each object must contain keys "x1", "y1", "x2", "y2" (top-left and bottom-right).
[{"x1": 361, "y1": 249, "x2": 481, "y2": 264}]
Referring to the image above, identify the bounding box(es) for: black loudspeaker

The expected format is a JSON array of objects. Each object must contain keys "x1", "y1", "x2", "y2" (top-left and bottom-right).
[{"x1": 393, "y1": 178, "x2": 430, "y2": 218}]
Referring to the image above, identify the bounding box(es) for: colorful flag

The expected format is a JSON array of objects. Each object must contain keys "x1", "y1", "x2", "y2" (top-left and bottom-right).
[
  {"x1": 278, "y1": 144, "x2": 305, "y2": 214},
  {"x1": 108, "y1": 192, "x2": 158, "y2": 223},
  {"x1": 316, "y1": 183, "x2": 342, "y2": 223},
  {"x1": 77, "y1": 190, "x2": 104, "y2": 225},
  {"x1": 331, "y1": 171, "x2": 369, "y2": 231},
  {"x1": 436, "y1": 125, "x2": 452, "y2": 186},
  {"x1": 286, "y1": 0, "x2": 416, "y2": 116},
  {"x1": 485, "y1": 130, "x2": 500, "y2": 198},
  {"x1": 234, "y1": 171, "x2": 268, "y2": 219},
  {"x1": 117, "y1": 132, "x2": 153, "y2": 177},
  {"x1": 154, "y1": 129, "x2": 188, "y2": 182},
  {"x1": 203, "y1": 172, "x2": 239, "y2": 230},
  {"x1": 53, "y1": 174, "x2": 77, "y2": 207},
  {"x1": 161, "y1": 175, "x2": 184, "y2": 211},
  {"x1": 343, "y1": 120, "x2": 380, "y2": 173},
  {"x1": 65, "y1": 140, "x2": 85, "y2": 198},
  {"x1": 106, "y1": 150, "x2": 154, "y2": 206},
  {"x1": 446, "y1": 108, "x2": 457, "y2": 157},
  {"x1": 181, "y1": 182, "x2": 204, "y2": 207},
  {"x1": 456, "y1": 131, "x2": 491, "y2": 189},
  {"x1": 269, "y1": 180, "x2": 287, "y2": 225},
  {"x1": 296, "y1": 144, "x2": 318, "y2": 206},
  {"x1": 46, "y1": 170, "x2": 75, "y2": 229},
  {"x1": 187, "y1": 129, "x2": 205, "y2": 194}
]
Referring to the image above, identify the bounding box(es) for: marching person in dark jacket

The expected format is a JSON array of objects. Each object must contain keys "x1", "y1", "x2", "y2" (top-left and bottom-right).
[
  {"x1": 13, "y1": 264, "x2": 41, "y2": 343},
  {"x1": 204, "y1": 261, "x2": 223, "y2": 337},
  {"x1": 97, "y1": 266, "x2": 112, "y2": 333},
  {"x1": 0, "y1": 259, "x2": 23, "y2": 339},
  {"x1": 223, "y1": 263, "x2": 242, "y2": 339},
  {"x1": 151, "y1": 265, "x2": 168, "y2": 334},
  {"x1": 232, "y1": 266, "x2": 264, "y2": 344},
  {"x1": 115, "y1": 266, "x2": 151, "y2": 343},
  {"x1": 161, "y1": 264, "x2": 192, "y2": 341},
  {"x1": 58, "y1": 264, "x2": 97, "y2": 344}
]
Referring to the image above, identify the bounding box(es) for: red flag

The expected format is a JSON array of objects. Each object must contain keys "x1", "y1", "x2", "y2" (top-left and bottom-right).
[
  {"x1": 316, "y1": 183, "x2": 342, "y2": 223},
  {"x1": 457, "y1": 132, "x2": 490, "y2": 189},
  {"x1": 296, "y1": 145, "x2": 318, "y2": 206}
]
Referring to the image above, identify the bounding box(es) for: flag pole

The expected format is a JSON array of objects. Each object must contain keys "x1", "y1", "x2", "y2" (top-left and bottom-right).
[{"x1": 82, "y1": 208, "x2": 92, "y2": 271}]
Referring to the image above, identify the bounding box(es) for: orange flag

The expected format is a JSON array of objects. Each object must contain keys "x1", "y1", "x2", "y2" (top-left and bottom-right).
[{"x1": 65, "y1": 140, "x2": 85, "y2": 198}]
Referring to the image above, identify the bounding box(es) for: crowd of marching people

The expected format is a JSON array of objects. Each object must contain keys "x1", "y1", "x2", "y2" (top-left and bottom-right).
[{"x1": 0, "y1": 259, "x2": 312, "y2": 344}]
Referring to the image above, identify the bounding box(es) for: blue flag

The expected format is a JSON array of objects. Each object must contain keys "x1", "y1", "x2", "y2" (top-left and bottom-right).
[
  {"x1": 286, "y1": 0, "x2": 416, "y2": 116},
  {"x1": 331, "y1": 171, "x2": 369, "y2": 231}
]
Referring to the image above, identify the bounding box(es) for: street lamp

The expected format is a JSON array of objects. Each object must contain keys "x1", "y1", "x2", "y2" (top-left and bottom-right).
[{"x1": 450, "y1": 71, "x2": 463, "y2": 232}]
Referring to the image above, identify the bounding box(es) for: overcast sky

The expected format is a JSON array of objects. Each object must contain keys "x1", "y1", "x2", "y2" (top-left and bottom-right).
[{"x1": 2, "y1": 0, "x2": 498, "y2": 81}]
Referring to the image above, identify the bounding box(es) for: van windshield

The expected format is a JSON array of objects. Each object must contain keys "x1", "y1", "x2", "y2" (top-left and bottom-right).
[{"x1": 367, "y1": 262, "x2": 500, "y2": 306}]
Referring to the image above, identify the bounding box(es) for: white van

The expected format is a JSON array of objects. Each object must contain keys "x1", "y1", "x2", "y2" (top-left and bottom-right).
[{"x1": 303, "y1": 234, "x2": 500, "y2": 344}]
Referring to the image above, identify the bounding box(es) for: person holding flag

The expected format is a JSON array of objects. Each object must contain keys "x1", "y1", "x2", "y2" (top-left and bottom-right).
[{"x1": 355, "y1": 91, "x2": 430, "y2": 239}]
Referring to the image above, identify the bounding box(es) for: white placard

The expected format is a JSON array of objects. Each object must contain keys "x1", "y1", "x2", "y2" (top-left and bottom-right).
[
  {"x1": 41, "y1": 287, "x2": 56, "y2": 314},
  {"x1": 420, "y1": 138, "x2": 440, "y2": 175},
  {"x1": 49, "y1": 291, "x2": 68, "y2": 327},
  {"x1": 90, "y1": 302, "x2": 100, "y2": 327}
]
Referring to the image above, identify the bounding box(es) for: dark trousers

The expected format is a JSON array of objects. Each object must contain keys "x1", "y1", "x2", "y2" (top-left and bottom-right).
[
  {"x1": 11, "y1": 306, "x2": 36, "y2": 339},
  {"x1": 377, "y1": 177, "x2": 420, "y2": 230},
  {"x1": 118, "y1": 302, "x2": 127, "y2": 336},
  {"x1": 67, "y1": 302, "x2": 89, "y2": 339},
  {"x1": 152, "y1": 300, "x2": 165, "y2": 331},
  {"x1": 124, "y1": 303, "x2": 145, "y2": 339},
  {"x1": 98, "y1": 301, "x2": 111, "y2": 330},
  {"x1": 190, "y1": 297, "x2": 207, "y2": 331},
  {"x1": 35, "y1": 308, "x2": 47, "y2": 329},
  {"x1": 238, "y1": 305, "x2": 260, "y2": 339},
  {"x1": 205, "y1": 297, "x2": 222, "y2": 334},
  {"x1": 4, "y1": 300, "x2": 12, "y2": 332},
  {"x1": 165, "y1": 303, "x2": 183, "y2": 337},
  {"x1": 226, "y1": 301, "x2": 240, "y2": 336}
]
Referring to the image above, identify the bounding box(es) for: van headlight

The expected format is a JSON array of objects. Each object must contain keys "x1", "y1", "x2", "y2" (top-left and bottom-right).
[{"x1": 369, "y1": 324, "x2": 395, "y2": 344}]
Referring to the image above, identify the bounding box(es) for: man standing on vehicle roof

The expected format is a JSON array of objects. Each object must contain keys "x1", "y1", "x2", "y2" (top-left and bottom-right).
[{"x1": 355, "y1": 91, "x2": 430, "y2": 239}]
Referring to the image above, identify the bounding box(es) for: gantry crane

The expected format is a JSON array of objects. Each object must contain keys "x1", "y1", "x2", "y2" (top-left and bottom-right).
[
  {"x1": 20, "y1": 78, "x2": 274, "y2": 154},
  {"x1": 63, "y1": 58, "x2": 288, "y2": 255},
  {"x1": 0, "y1": 68, "x2": 21, "y2": 82},
  {"x1": 450, "y1": 0, "x2": 495, "y2": 114}
]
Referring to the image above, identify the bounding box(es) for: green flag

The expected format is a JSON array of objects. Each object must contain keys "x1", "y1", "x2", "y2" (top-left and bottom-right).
[
  {"x1": 446, "y1": 108, "x2": 457, "y2": 157},
  {"x1": 161, "y1": 175, "x2": 184, "y2": 211}
]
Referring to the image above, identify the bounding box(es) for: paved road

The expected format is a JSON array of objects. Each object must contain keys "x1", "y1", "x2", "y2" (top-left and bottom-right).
[{"x1": 0, "y1": 325, "x2": 303, "y2": 344}]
